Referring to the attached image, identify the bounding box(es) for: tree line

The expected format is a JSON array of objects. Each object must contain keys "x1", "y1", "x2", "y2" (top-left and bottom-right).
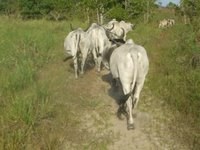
[
  {"x1": 0, "y1": 0, "x2": 199, "y2": 25},
  {"x1": 0, "y1": 0, "x2": 158, "y2": 23}
]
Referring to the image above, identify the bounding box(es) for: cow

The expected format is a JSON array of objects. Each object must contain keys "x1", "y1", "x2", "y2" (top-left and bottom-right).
[
  {"x1": 104, "y1": 18, "x2": 118, "y2": 30},
  {"x1": 107, "y1": 39, "x2": 149, "y2": 129},
  {"x1": 159, "y1": 19, "x2": 175, "y2": 28},
  {"x1": 86, "y1": 23, "x2": 124, "y2": 72},
  {"x1": 159, "y1": 19, "x2": 168, "y2": 28},
  {"x1": 64, "y1": 28, "x2": 91, "y2": 78},
  {"x1": 167, "y1": 19, "x2": 175, "y2": 27},
  {"x1": 104, "y1": 19, "x2": 134, "y2": 41}
]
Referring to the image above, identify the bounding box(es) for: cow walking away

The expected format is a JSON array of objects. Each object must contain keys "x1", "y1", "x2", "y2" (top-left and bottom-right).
[
  {"x1": 86, "y1": 23, "x2": 125, "y2": 72},
  {"x1": 104, "y1": 39, "x2": 149, "y2": 129},
  {"x1": 64, "y1": 28, "x2": 91, "y2": 78}
]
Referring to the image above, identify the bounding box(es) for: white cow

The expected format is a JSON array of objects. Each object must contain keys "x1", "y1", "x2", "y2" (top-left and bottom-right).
[
  {"x1": 104, "y1": 18, "x2": 118, "y2": 30},
  {"x1": 159, "y1": 19, "x2": 168, "y2": 28},
  {"x1": 105, "y1": 19, "x2": 134, "y2": 41},
  {"x1": 109, "y1": 39, "x2": 149, "y2": 129},
  {"x1": 159, "y1": 19, "x2": 175, "y2": 28},
  {"x1": 86, "y1": 23, "x2": 122, "y2": 72},
  {"x1": 167, "y1": 19, "x2": 175, "y2": 27},
  {"x1": 64, "y1": 28, "x2": 91, "y2": 78}
]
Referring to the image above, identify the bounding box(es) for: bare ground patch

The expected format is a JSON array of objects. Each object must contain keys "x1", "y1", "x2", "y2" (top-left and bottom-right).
[{"x1": 35, "y1": 59, "x2": 191, "y2": 150}]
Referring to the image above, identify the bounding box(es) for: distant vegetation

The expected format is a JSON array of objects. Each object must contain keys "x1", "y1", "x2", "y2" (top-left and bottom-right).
[
  {"x1": 0, "y1": 0, "x2": 158, "y2": 22},
  {"x1": 0, "y1": 0, "x2": 199, "y2": 149}
]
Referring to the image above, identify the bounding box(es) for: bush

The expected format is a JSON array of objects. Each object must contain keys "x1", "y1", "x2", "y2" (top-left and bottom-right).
[{"x1": 105, "y1": 5, "x2": 128, "y2": 21}]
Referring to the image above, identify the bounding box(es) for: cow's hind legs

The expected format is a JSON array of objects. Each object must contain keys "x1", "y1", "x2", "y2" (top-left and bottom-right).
[
  {"x1": 117, "y1": 101, "x2": 127, "y2": 120},
  {"x1": 80, "y1": 54, "x2": 87, "y2": 75},
  {"x1": 97, "y1": 56, "x2": 102, "y2": 72},
  {"x1": 92, "y1": 49, "x2": 98, "y2": 70},
  {"x1": 126, "y1": 96, "x2": 135, "y2": 130},
  {"x1": 132, "y1": 80, "x2": 145, "y2": 111},
  {"x1": 73, "y1": 56, "x2": 78, "y2": 78}
]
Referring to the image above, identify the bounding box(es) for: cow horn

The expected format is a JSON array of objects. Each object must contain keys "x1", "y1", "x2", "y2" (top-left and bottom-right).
[{"x1": 106, "y1": 23, "x2": 115, "y2": 31}]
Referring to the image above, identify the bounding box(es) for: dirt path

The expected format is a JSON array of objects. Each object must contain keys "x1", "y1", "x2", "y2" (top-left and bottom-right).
[
  {"x1": 39, "y1": 59, "x2": 189, "y2": 150},
  {"x1": 95, "y1": 70, "x2": 156, "y2": 150},
  {"x1": 76, "y1": 68, "x2": 188, "y2": 150}
]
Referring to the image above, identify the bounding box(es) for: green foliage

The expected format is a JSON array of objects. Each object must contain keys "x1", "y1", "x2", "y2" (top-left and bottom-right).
[
  {"x1": 19, "y1": 0, "x2": 42, "y2": 19},
  {"x1": 166, "y1": 2, "x2": 178, "y2": 8},
  {"x1": 106, "y1": 4, "x2": 128, "y2": 20},
  {"x1": 0, "y1": 0, "x2": 19, "y2": 15},
  {"x1": 0, "y1": 0, "x2": 157, "y2": 20},
  {"x1": 128, "y1": 0, "x2": 146, "y2": 17},
  {"x1": 148, "y1": 23, "x2": 200, "y2": 123}
]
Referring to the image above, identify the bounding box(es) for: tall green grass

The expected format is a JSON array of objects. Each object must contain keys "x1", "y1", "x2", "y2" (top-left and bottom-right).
[
  {"x1": 128, "y1": 9, "x2": 199, "y2": 147},
  {"x1": 137, "y1": 19, "x2": 200, "y2": 147},
  {"x1": 0, "y1": 17, "x2": 114, "y2": 149},
  {"x1": 152, "y1": 24, "x2": 200, "y2": 120},
  {"x1": 0, "y1": 17, "x2": 66, "y2": 149}
]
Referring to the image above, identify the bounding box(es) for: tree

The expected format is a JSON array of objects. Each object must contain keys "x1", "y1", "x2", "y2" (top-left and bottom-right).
[
  {"x1": 47, "y1": 0, "x2": 73, "y2": 20},
  {"x1": 0, "y1": 0, "x2": 157, "y2": 21},
  {"x1": 80, "y1": 0, "x2": 114, "y2": 24},
  {"x1": 180, "y1": 0, "x2": 200, "y2": 24},
  {"x1": 0, "y1": 0, "x2": 19, "y2": 16},
  {"x1": 19, "y1": 0, "x2": 42, "y2": 19},
  {"x1": 166, "y1": 2, "x2": 177, "y2": 8},
  {"x1": 126, "y1": 0, "x2": 156, "y2": 22}
]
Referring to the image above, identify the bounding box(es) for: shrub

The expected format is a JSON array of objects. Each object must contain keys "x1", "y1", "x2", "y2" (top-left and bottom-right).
[{"x1": 106, "y1": 5, "x2": 128, "y2": 21}]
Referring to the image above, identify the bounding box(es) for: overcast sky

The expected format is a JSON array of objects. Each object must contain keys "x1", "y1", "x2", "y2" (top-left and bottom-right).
[{"x1": 157, "y1": 0, "x2": 180, "y2": 6}]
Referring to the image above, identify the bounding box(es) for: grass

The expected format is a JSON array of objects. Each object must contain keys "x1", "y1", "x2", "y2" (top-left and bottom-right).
[
  {"x1": 138, "y1": 16, "x2": 200, "y2": 148},
  {"x1": 128, "y1": 9, "x2": 200, "y2": 148},
  {"x1": 0, "y1": 11, "x2": 200, "y2": 149},
  {"x1": 0, "y1": 17, "x2": 114, "y2": 149}
]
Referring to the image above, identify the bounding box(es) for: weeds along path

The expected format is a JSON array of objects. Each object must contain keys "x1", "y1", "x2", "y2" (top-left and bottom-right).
[{"x1": 38, "y1": 53, "x2": 189, "y2": 149}]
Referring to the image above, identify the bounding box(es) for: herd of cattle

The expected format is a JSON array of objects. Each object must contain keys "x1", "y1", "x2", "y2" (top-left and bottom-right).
[
  {"x1": 159, "y1": 18, "x2": 175, "y2": 28},
  {"x1": 63, "y1": 19, "x2": 149, "y2": 129}
]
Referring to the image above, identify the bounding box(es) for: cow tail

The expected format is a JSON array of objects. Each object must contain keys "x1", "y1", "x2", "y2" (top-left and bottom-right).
[
  {"x1": 75, "y1": 32, "x2": 81, "y2": 56},
  {"x1": 130, "y1": 52, "x2": 139, "y2": 92}
]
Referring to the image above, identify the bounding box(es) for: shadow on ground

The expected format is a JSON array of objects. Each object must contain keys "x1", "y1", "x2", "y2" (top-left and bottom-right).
[
  {"x1": 101, "y1": 73, "x2": 129, "y2": 121},
  {"x1": 63, "y1": 53, "x2": 96, "y2": 76}
]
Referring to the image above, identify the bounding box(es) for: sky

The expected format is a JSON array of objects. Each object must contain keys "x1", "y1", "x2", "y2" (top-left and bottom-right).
[{"x1": 157, "y1": 0, "x2": 180, "y2": 6}]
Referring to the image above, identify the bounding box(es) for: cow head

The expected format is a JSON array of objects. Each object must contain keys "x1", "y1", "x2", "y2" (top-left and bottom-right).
[
  {"x1": 103, "y1": 19, "x2": 119, "y2": 32},
  {"x1": 120, "y1": 21, "x2": 135, "y2": 31},
  {"x1": 105, "y1": 27, "x2": 125, "y2": 44}
]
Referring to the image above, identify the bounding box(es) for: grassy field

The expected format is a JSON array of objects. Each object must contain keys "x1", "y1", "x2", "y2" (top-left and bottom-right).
[
  {"x1": 0, "y1": 11, "x2": 199, "y2": 149},
  {"x1": 0, "y1": 17, "x2": 115, "y2": 149}
]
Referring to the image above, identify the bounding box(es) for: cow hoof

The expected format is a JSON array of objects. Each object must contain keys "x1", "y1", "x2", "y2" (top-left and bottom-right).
[
  {"x1": 127, "y1": 123, "x2": 135, "y2": 130},
  {"x1": 117, "y1": 112, "x2": 125, "y2": 120}
]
